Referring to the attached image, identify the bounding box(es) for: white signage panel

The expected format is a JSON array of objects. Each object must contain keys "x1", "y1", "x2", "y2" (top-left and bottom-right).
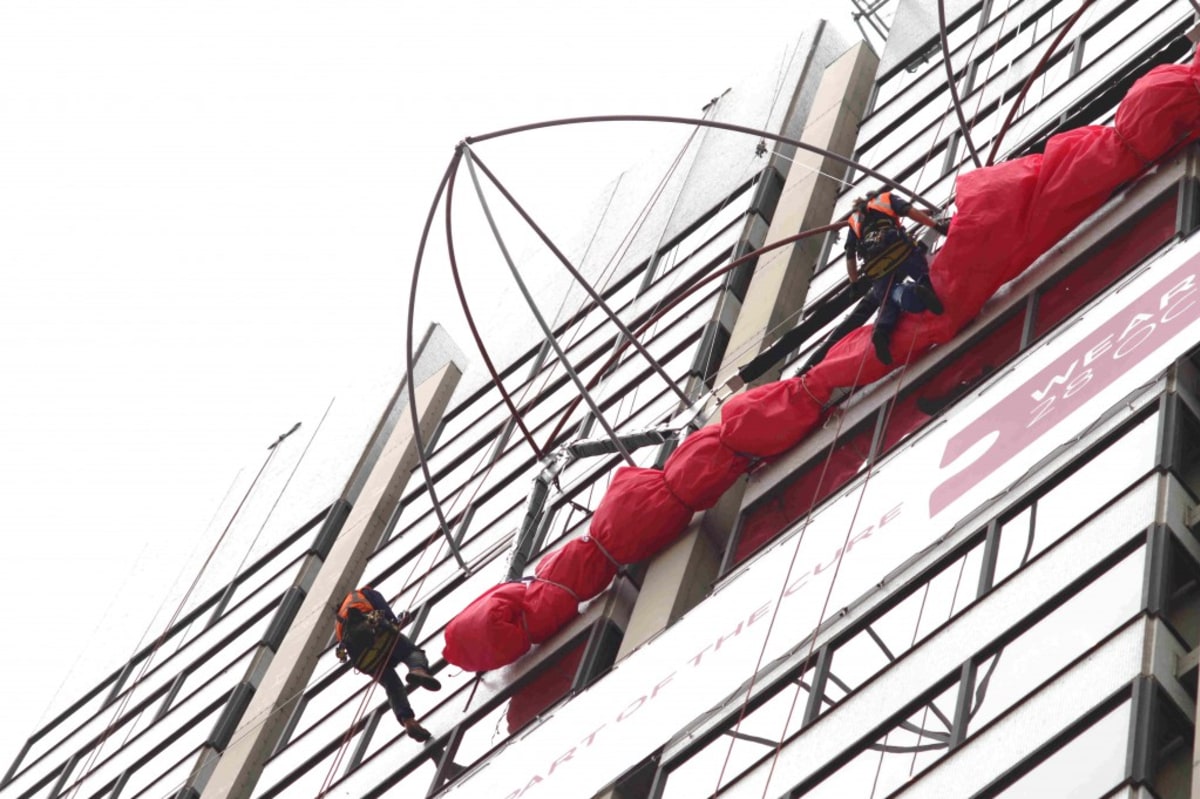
[{"x1": 444, "y1": 239, "x2": 1200, "y2": 799}]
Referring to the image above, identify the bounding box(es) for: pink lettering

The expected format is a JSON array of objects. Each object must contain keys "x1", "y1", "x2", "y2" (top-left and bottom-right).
[
  {"x1": 548, "y1": 748, "x2": 575, "y2": 775},
  {"x1": 879, "y1": 504, "x2": 902, "y2": 526},
  {"x1": 1031, "y1": 358, "x2": 1077, "y2": 402},
  {"x1": 517, "y1": 775, "x2": 542, "y2": 797},
  {"x1": 652, "y1": 673, "x2": 675, "y2": 699},
  {"x1": 812, "y1": 548, "x2": 842, "y2": 576},
  {"x1": 783, "y1": 572, "x2": 811, "y2": 596},
  {"x1": 844, "y1": 526, "x2": 873, "y2": 554},
  {"x1": 931, "y1": 257, "x2": 1200, "y2": 517},
  {"x1": 689, "y1": 644, "x2": 713, "y2": 667},
  {"x1": 747, "y1": 602, "x2": 772, "y2": 626},
  {"x1": 618, "y1": 696, "x2": 647, "y2": 722},
  {"x1": 714, "y1": 622, "x2": 744, "y2": 651},
  {"x1": 580, "y1": 724, "x2": 606, "y2": 747}
]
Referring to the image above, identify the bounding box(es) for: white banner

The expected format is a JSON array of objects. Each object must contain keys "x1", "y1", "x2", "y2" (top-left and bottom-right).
[{"x1": 444, "y1": 238, "x2": 1200, "y2": 799}]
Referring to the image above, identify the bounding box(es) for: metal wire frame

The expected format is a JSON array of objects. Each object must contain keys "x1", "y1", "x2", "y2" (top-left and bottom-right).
[
  {"x1": 444, "y1": 154, "x2": 546, "y2": 463},
  {"x1": 465, "y1": 145, "x2": 695, "y2": 435},
  {"x1": 938, "y1": 0, "x2": 985, "y2": 169},
  {"x1": 540, "y1": 222, "x2": 847, "y2": 453},
  {"x1": 404, "y1": 150, "x2": 469, "y2": 572},
  {"x1": 406, "y1": 114, "x2": 927, "y2": 561},
  {"x1": 465, "y1": 114, "x2": 938, "y2": 212},
  {"x1": 985, "y1": 0, "x2": 1099, "y2": 166},
  {"x1": 461, "y1": 146, "x2": 637, "y2": 467}
]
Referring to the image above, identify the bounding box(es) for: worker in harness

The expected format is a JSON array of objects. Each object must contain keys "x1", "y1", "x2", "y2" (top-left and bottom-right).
[
  {"x1": 334, "y1": 587, "x2": 442, "y2": 742},
  {"x1": 845, "y1": 190, "x2": 948, "y2": 365}
]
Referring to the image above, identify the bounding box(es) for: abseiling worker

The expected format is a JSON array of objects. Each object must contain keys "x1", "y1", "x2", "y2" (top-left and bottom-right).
[
  {"x1": 334, "y1": 586, "x2": 442, "y2": 742},
  {"x1": 845, "y1": 190, "x2": 948, "y2": 365}
]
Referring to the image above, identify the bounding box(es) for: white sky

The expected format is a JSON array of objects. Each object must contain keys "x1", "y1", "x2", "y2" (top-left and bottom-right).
[{"x1": 0, "y1": 0, "x2": 875, "y2": 774}]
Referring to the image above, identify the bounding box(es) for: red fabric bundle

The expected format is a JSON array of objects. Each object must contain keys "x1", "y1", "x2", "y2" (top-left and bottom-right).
[
  {"x1": 442, "y1": 48, "x2": 1200, "y2": 672},
  {"x1": 524, "y1": 537, "x2": 618, "y2": 643},
  {"x1": 589, "y1": 466, "x2": 694, "y2": 564},
  {"x1": 719, "y1": 377, "x2": 827, "y2": 457},
  {"x1": 442, "y1": 581, "x2": 530, "y2": 672},
  {"x1": 663, "y1": 425, "x2": 752, "y2": 510}
]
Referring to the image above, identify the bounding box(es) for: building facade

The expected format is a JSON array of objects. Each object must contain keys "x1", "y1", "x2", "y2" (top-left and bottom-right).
[{"x1": 8, "y1": 1, "x2": 1200, "y2": 798}]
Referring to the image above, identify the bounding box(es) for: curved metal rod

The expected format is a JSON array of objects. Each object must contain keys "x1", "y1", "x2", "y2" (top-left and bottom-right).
[
  {"x1": 405, "y1": 150, "x2": 469, "y2": 571},
  {"x1": 444, "y1": 147, "x2": 546, "y2": 461},
  {"x1": 541, "y1": 222, "x2": 846, "y2": 451},
  {"x1": 465, "y1": 115, "x2": 939, "y2": 212},
  {"x1": 467, "y1": 149, "x2": 694, "y2": 409},
  {"x1": 986, "y1": 0, "x2": 1097, "y2": 166},
  {"x1": 938, "y1": 0, "x2": 984, "y2": 169},
  {"x1": 461, "y1": 146, "x2": 636, "y2": 467}
]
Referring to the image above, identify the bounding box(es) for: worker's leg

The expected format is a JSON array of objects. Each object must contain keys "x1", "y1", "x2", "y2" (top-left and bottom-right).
[
  {"x1": 893, "y1": 252, "x2": 943, "y2": 315},
  {"x1": 380, "y1": 668, "x2": 415, "y2": 721},
  {"x1": 392, "y1": 634, "x2": 442, "y2": 691},
  {"x1": 380, "y1": 668, "x2": 432, "y2": 741},
  {"x1": 870, "y1": 274, "x2": 901, "y2": 365}
]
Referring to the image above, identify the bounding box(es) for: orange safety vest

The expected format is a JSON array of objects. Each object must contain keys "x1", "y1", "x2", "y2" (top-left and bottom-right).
[
  {"x1": 847, "y1": 192, "x2": 901, "y2": 239},
  {"x1": 335, "y1": 588, "x2": 400, "y2": 675},
  {"x1": 335, "y1": 589, "x2": 376, "y2": 642},
  {"x1": 847, "y1": 192, "x2": 914, "y2": 279}
]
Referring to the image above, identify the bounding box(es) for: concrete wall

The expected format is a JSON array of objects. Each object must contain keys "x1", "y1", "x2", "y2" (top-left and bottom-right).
[
  {"x1": 199, "y1": 358, "x2": 462, "y2": 799},
  {"x1": 616, "y1": 41, "x2": 879, "y2": 660}
]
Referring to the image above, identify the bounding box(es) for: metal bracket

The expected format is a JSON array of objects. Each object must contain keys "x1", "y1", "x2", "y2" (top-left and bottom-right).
[
  {"x1": 1184, "y1": 502, "x2": 1200, "y2": 530},
  {"x1": 1176, "y1": 645, "x2": 1200, "y2": 689}
]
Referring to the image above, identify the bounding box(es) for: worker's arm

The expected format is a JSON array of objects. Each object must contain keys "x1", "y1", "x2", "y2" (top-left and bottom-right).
[
  {"x1": 362, "y1": 587, "x2": 403, "y2": 625},
  {"x1": 845, "y1": 251, "x2": 860, "y2": 284},
  {"x1": 905, "y1": 207, "x2": 949, "y2": 235}
]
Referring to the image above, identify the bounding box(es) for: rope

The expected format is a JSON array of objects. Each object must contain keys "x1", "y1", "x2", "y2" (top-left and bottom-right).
[
  {"x1": 467, "y1": 149, "x2": 694, "y2": 414},
  {"x1": 938, "y1": 0, "x2": 985, "y2": 169},
  {"x1": 462, "y1": 146, "x2": 637, "y2": 468},
  {"x1": 403, "y1": 150, "x2": 470, "y2": 573},
  {"x1": 465, "y1": 115, "x2": 939, "y2": 212},
  {"x1": 317, "y1": 619, "x2": 409, "y2": 796},
  {"x1": 532, "y1": 124, "x2": 705, "y2": 453},
  {"x1": 443, "y1": 155, "x2": 545, "y2": 462},
  {"x1": 542, "y1": 222, "x2": 848, "y2": 448},
  {"x1": 582, "y1": 534, "x2": 622, "y2": 571},
  {"x1": 710, "y1": 301, "x2": 879, "y2": 795},
  {"x1": 986, "y1": 0, "x2": 1100, "y2": 166},
  {"x1": 532, "y1": 576, "x2": 581, "y2": 602},
  {"x1": 61, "y1": 431, "x2": 292, "y2": 799}
]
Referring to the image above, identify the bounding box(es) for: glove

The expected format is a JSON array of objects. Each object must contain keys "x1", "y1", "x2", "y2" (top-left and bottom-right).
[
  {"x1": 935, "y1": 220, "x2": 950, "y2": 236},
  {"x1": 335, "y1": 645, "x2": 349, "y2": 663},
  {"x1": 396, "y1": 609, "x2": 413, "y2": 628}
]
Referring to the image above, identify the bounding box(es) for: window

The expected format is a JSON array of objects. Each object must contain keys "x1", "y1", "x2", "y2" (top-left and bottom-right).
[
  {"x1": 1031, "y1": 192, "x2": 1178, "y2": 340},
  {"x1": 993, "y1": 413, "x2": 1158, "y2": 584}
]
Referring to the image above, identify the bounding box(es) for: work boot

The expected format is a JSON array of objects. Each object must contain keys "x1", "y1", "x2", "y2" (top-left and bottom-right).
[
  {"x1": 915, "y1": 279, "x2": 944, "y2": 315},
  {"x1": 401, "y1": 716, "x2": 432, "y2": 742},
  {"x1": 406, "y1": 667, "x2": 442, "y2": 692},
  {"x1": 872, "y1": 327, "x2": 893, "y2": 365}
]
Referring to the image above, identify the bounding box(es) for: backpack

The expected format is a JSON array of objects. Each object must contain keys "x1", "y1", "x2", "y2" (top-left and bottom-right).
[
  {"x1": 339, "y1": 608, "x2": 401, "y2": 675},
  {"x1": 857, "y1": 211, "x2": 915, "y2": 279}
]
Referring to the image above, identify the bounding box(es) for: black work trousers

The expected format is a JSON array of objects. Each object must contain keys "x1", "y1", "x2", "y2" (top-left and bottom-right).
[{"x1": 376, "y1": 635, "x2": 430, "y2": 722}]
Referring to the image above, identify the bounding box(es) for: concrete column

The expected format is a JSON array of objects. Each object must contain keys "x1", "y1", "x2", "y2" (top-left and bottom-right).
[
  {"x1": 617, "y1": 42, "x2": 878, "y2": 660},
  {"x1": 200, "y1": 359, "x2": 462, "y2": 799},
  {"x1": 724, "y1": 40, "x2": 878, "y2": 385}
]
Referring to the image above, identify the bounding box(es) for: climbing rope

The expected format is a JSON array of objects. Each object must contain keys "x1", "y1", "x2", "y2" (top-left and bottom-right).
[
  {"x1": 986, "y1": 0, "x2": 1099, "y2": 166},
  {"x1": 60, "y1": 427, "x2": 298, "y2": 799}
]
